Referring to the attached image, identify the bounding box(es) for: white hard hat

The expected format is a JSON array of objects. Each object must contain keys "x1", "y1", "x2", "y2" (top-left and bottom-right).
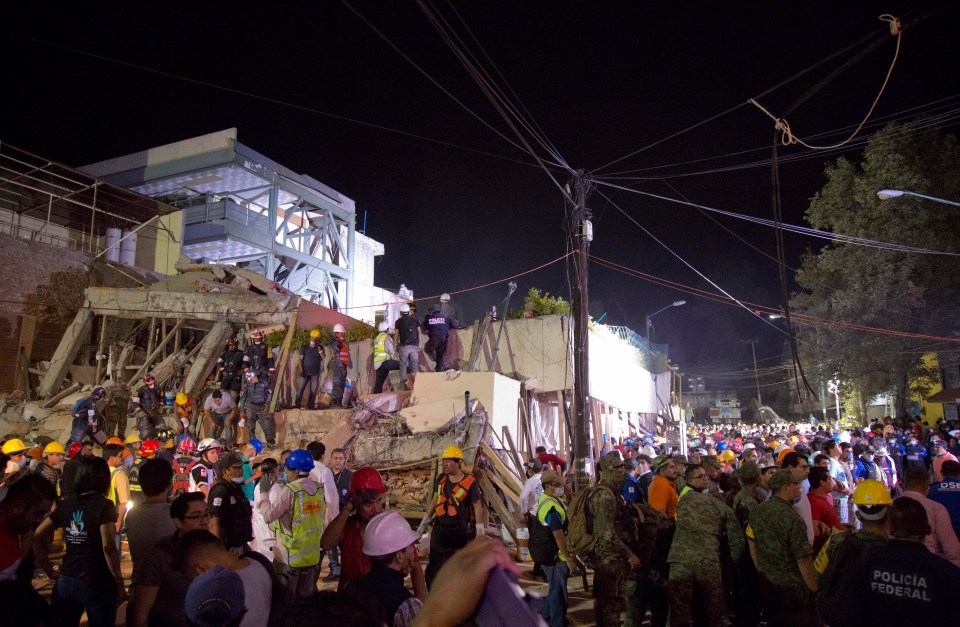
[
  {"x1": 399, "y1": 303, "x2": 411, "y2": 313},
  {"x1": 333, "y1": 323, "x2": 346, "y2": 334},
  {"x1": 378, "y1": 321, "x2": 390, "y2": 332},
  {"x1": 839, "y1": 430, "x2": 851, "y2": 443},
  {"x1": 363, "y1": 511, "x2": 420, "y2": 557},
  {"x1": 440, "y1": 293, "x2": 451, "y2": 302}
]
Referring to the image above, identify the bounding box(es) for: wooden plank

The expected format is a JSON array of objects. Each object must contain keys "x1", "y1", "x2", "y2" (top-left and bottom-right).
[
  {"x1": 41, "y1": 382, "x2": 82, "y2": 409},
  {"x1": 485, "y1": 468, "x2": 521, "y2": 507},
  {"x1": 269, "y1": 312, "x2": 297, "y2": 413},
  {"x1": 478, "y1": 474, "x2": 519, "y2": 534},
  {"x1": 479, "y1": 441, "x2": 523, "y2": 495},
  {"x1": 502, "y1": 426, "x2": 525, "y2": 478},
  {"x1": 130, "y1": 319, "x2": 184, "y2": 383}
]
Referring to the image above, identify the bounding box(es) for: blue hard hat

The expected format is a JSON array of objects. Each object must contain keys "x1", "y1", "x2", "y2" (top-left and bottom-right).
[
  {"x1": 249, "y1": 439, "x2": 264, "y2": 455},
  {"x1": 716, "y1": 441, "x2": 728, "y2": 452},
  {"x1": 286, "y1": 449, "x2": 314, "y2": 472},
  {"x1": 92, "y1": 386, "x2": 106, "y2": 398}
]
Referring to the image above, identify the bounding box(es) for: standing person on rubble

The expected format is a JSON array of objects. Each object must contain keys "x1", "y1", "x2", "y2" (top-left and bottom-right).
[
  {"x1": 133, "y1": 374, "x2": 165, "y2": 440},
  {"x1": 420, "y1": 445, "x2": 483, "y2": 589},
  {"x1": 394, "y1": 303, "x2": 421, "y2": 390},
  {"x1": 69, "y1": 387, "x2": 106, "y2": 445},
  {"x1": 329, "y1": 323, "x2": 352, "y2": 407},
  {"x1": 295, "y1": 330, "x2": 326, "y2": 409},
  {"x1": 217, "y1": 337, "x2": 245, "y2": 402},
  {"x1": 239, "y1": 371, "x2": 275, "y2": 448},
  {"x1": 242, "y1": 330, "x2": 274, "y2": 378},
  {"x1": 421, "y1": 303, "x2": 458, "y2": 372},
  {"x1": 325, "y1": 448, "x2": 352, "y2": 583},
  {"x1": 373, "y1": 321, "x2": 401, "y2": 393},
  {"x1": 104, "y1": 377, "x2": 132, "y2": 439},
  {"x1": 438, "y1": 292, "x2": 456, "y2": 320}
]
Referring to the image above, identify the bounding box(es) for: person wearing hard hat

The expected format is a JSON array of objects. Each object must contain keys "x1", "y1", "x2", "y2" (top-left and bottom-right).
[
  {"x1": 373, "y1": 321, "x2": 401, "y2": 394},
  {"x1": 128, "y1": 439, "x2": 161, "y2": 507},
  {"x1": 421, "y1": 445, "x2": 482, "y2": 589},
  {"x1": 242, "y1": 329, "x2": 274, "y2": 378},
  {"x1": 2, "y1": 438, "x2": 30, "y2": 487},
  {"x1": 217, "y1": 337, "x2": 245, "y2": 402},
  {"x1": 421, "y1": 303, "x2": 459, "y2": 373},
  {"x1": 174, "y1": 392, "x2": 197, "y2": 437},
  {"x1": 104, "y1": 377, "x2": 132, "y2": 439},
  {"x1": 68, "y1": 386, "x2": 106, "y2": 445},
  {"x1": 133, "y1": 374, "x2": 165, "y2": 440},
  {"x1": 36, "y1": 441, "x2": 66, "y2": 494},
  {"x1": 438, "y1": 292, "x2": 456, "y2": 320},
  {"x1": 346, "y1": 511, "x2": 426, "y2": 625},
  {"x1": 320, "y1": 466, "x2": 389, "y2": 590},
  {"x1": 296, "y1": 329, "x2": 326, "y2": 409},
  {"x1": 329, "y1": 323, "x2": 352, "y2": 407},
  {"x1": 257, "y1": 449, "x2": 324, "y2": 601},
  {"x1": 394, "y1": 302, "x2": 421, "y2": 390},
  {"x1": 60, "y1": 441, "x2": 94, "y2": 499}
]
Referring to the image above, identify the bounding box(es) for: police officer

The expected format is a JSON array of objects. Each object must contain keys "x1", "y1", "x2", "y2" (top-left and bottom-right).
[
  {"x1": 133, "y1": 373, "x2": 165, "y2": 440},
  {"x1": 243, "y1": 330, "x2": 274, "y2": 377},
  {"x1": 104, "y1": 377, "x2": 132, "y2": 439},
  {"x1": 240, "y1": 371, "x2": 274, "y2": 447},
  {"x1": 668, "y1": 463, "x2": 743, "y2": 627},
  {"x1": 208, "y1": 451, "x2": 254, "y2": 553},
  {"x1": 421, "y1": 304, "x2": 458, "y2": 372},
  {"x1": 68, "y1": 387, "x2": 105, "y2": 444},
  {"x1": 421, "y1": 445, "x2": 482, "y2": 589},
  {"x1": 590, "y1": 450, "x2": 642, "y2": 627},
  {"x1": 218, "y1": 337, "x2": 245, "y2": 402},
  {"x1": 394, "y1": 303, "x2": 421, "y2": 389}
]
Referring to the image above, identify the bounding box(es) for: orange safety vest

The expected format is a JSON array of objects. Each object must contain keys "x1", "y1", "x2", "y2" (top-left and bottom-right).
[
  {"x1": 435, "y1": 474, "x2": 476, "y2": 520},
  {"x1": 338, "y1": 341, "x2": 350, "y2": 365}
]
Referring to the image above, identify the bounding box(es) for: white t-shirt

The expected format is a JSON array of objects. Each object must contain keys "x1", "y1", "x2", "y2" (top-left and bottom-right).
[
  {"x1": 519, "y1": 473, "x2": 543, "y2": 516},
  {"x1": 308, "y1": 460, "x2": 341, "y2": 523},
  {"x1": 793, "y1": 481, "x2": 815, "y2": 545},
  {"x1": 236, "y1": 558, "x2": 272, "y2": 627},
  {"x1": 204, "y1": 394, "x2": 236, "y2": 415}
]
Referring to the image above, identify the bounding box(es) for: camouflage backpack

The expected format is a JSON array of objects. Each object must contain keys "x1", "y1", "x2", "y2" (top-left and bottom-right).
[{"x1": 565, "y1": 484, "x2": 616, "y2": 557}]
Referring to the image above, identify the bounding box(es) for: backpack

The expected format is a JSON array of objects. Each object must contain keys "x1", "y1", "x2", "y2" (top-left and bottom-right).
[
  {"x1": 565, "y1": 484, "x2": 616, "y2": 557},
  {"x1": 170, "y1": 457, "x2": 197, "y2": 499},
  {"x1": 817, "y1": 532, "x2": 882, "y2": 627}
]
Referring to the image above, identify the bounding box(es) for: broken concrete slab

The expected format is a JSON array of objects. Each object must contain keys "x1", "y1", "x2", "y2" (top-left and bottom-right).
[
  {"x1": 353, "y1": 391, "x2": 412, "y2": 428},
  {"x1": 352, "y1": 410, "x2": 486, "y2": 468},
  {"x1": 409, "y1": 371, "x2": 520, "y2": 435},
  {"x1": 278, "y1": 407, "x2": 353, "y2": 449}
]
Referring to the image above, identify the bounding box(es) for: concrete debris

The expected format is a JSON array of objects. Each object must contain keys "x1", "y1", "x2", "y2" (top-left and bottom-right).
[{"x1": 352, "y1": 391, "x2": 412, "y2": 429}]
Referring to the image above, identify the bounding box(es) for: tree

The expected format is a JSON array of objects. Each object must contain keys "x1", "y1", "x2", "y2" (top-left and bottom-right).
[{"x1": 791, "y1": 119, "x2": 960, "y2": 421}]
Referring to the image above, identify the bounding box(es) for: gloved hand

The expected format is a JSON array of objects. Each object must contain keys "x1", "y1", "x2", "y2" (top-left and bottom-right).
[
  {"x1": 417, "y1": 514, "x2": 433, "y2": 536},
  {"x1": 238, "y1": 418, "x2": 247, "y2": 428},
  {"x1": 475, "y1": 523, "x2": 486, "y2": 537},
  {"x1": 180, "y1": 417, "x2": 190, "y2": 428}
]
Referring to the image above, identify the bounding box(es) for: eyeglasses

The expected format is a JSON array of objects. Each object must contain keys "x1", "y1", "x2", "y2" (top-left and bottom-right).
[
  {"x1": 182, "y1": 512, "x2": 213, "y2": 521},
  {"x1": 690, "y1": 474, "x2": 707, "y2": 480}
]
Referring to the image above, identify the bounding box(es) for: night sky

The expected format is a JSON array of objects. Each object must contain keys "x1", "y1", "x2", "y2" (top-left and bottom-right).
[{"x1": 2, "y1": 2, "x2": 958, "y2": 376}]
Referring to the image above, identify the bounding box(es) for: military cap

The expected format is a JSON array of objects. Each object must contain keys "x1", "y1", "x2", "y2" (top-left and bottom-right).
[
  {"x1": 768, "y1": 468, "x2": 800, "y2": 492},
  {"x1": 651, "y1": 454, "x2": 673, "y2": 472},
  {"x1": 757, "y1": 456, "x2": 779, "y2": 471},
  {"x1": 540, "y1": 469, "x2": 563, "y2": 486},
  {"x1": 733, "y1": 460, "x2": 760, "y2": 481},
  {"x1": 599, "y1": 450, "x2": 624, "y2": 471},
  {"x1": 701, "y1": 455, "x2": 722, "y2": 469}
]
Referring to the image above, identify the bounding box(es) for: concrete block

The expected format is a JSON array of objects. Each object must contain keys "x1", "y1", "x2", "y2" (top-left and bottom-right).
[
  {"x1": 409, "y1": 371, "x2": 520, "y2": 435},
  {"x1": 400, "y1": 398, "x2": 463, "y2": 434},
  {"x1": 279, "y1": 407, "x2": 352, "y2": 448}
]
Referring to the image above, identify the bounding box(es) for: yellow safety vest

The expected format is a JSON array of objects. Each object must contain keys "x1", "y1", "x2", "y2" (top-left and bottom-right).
[
  {"x1": 536, "y1": 493, "x2": 567, "y2": 526},
  {"x1": 108, "y1": 466, "x2": 124, "y2": 505},
  {"x1": 277, "y1": 479, "x2": 325, "y2": 568},
  {"x1": 373, "y1": 332, "x2": 390, "y2": 366}
]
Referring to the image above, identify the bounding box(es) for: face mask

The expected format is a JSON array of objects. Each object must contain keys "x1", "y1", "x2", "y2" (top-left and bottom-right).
[
  {"x1": 232, "y1": 477, "x2": 245, "y2": 484},
  {"x1": 18, "y1": 458, "x2": 29, "y2": 469},
  {"x1": 791, "y1": 496, "x2": 801, "y2": 505},
  {"x1": 865, "y1": 454, "x2": 875, "y2": 462},
  {"x1": 554, "y1": 487, "x2": 565, "y2": 497},
  {"x1": 254, "y1": 339, "x2": 262, "y2": 344}
]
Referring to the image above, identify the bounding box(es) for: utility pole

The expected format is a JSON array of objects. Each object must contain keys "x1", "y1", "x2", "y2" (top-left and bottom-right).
[
  {"x1": 568, "y1": 171, "x2": 594, "y2": 493},
  {"x1": 745, "y1": 339, "x2": 762, "y2": 407}
]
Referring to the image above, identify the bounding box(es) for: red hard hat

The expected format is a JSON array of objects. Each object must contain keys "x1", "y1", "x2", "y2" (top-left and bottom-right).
[
  {"x1": 349, "y1": 467, "x2": 388, "y2": 498},
  {"x1": 67, "y1": 442, "x2": 84, "y2": 459},
  {"x1": 139, "y1": 439, "x2": 161, "y2": 457}
]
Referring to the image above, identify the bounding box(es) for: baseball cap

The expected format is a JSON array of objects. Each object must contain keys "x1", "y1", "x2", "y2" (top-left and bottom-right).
[
  {"x1": 184, "y1": 565, "x2": 245, "y2": 627},
  {"x1": 217, "y1": 451, "x2": 245, "y2": 470},
  {"x1": 768, "y1": 469, "x2": 800, "y2": 492},
  {"x1": 540, "y1": 470, "x2": 562, "y2": 485}
]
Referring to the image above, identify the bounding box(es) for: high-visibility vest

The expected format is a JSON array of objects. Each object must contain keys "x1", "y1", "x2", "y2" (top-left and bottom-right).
[
  {"x1": 373, "y1": 332, "x2": 390, "y2": 366},
  {"x1": 536, "y1": 493, "x2": 567, "y2": 526},
  {"x1": 336, "y1": 340, "x2": 350, "y2": 366},
  {"x1": 108, "y1": 466, "x2": 124, "y2": 505},
  {"x1": 435, "y1": 474, "x2": 476, "y2": 520},
  {"x1": 277, "y1": 479, "x2": 325, "y2": 568}
]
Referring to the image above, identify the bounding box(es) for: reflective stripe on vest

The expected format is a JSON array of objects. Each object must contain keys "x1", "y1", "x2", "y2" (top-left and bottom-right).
[
  {"x1": 109, "y1": 466, "x2": 123, "y2": 505},
  {"x1": 536, "y1": 493, "x2": 567, "y2": 526},
  {"x1": 373, "y1": 332, "x2": 389, "y2": 365},
  {"x1": 277, "y1": 479, "x2": 324, "y2": 568},
  {"x1": 338, "y1": 341, "x2": 350, "y2": 365},
  {"x1": 435, "y1": 474, "x2": 476, "y2": 519}
]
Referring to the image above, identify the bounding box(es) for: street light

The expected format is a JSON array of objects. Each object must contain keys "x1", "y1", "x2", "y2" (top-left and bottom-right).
[
  {"x1": 877, "y1": 189, "x2": 960, "y2": 207},
  {"x1": 646, "y1": 300, "x2": 686, "y2": 343}
]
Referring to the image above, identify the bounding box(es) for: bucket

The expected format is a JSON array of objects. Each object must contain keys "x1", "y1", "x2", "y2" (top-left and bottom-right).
[
  {"x1": 515, "y1": 527, "x2": 530, "y2": 561},
  {"x1": 163, "y1": 391, "x2": 175, "y2": 407}
]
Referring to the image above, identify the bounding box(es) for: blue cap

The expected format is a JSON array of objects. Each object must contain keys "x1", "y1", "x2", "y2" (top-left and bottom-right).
[{"x1": 184, "y1": 565, "x2": 245, "y2": 627}]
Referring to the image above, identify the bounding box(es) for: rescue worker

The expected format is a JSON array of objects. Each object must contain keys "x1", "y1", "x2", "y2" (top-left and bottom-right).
[
  {"x1": 701, "y1": 455, "x2": 724, "y2": 498},
  {"x1": 104, "y1": 377, "x2": 132, "y2": 439},
  {"x1": 239, "y1": 371, "x2": 275, "y2": 447},
  {"x1": 421, "y1": 304, "x2": 458, "y2": 372},
  {"x1": 438, "y1": 292, "x2": 456, "y2": 320},
  {"x1": 189, "y1": 438, "x2": 221, "y2": 498},
  {"x1": 202, "y1": 389, "x2": 238, "y2": 443},
  {"x1": 590, "y1": 450, "x2": 642, "y2": 627},
  {"x1": 242, "y1": 329, "x2": 274, "y2": 377},
  {"x1": 296, "y1": 329, "x2": 326, "y2": 409},
  {"x1": 746, "y1": 469, "x2": 817, "y2": 627},
  {"x1": 123, "y1": 433, "x2": 142, "y2": 471},
  {"x1": 394, "y1": 302, "x2": 421, "y2": 390},
  {"x1": 421, "y1": 445, "x2": 483, "y2": 589},
  {"x1": 313, "y1": 468, "x2": 385, "y2": 593},
  {"x1": 667, "y1": 463, "x2": 743, "y2": 627},
  {"x1": 68, "y1": 386, "x2": 105, "y2": 444},
  {"x1": 528, "y1": 469, "x2": 577, "y2": 627},
  {"x1": 133, "y1": 373, "x2": 165, "y2": 440},
  {"x1": 208, "y1": 451, "x2": 253, "y2": 553},
  {"x1": 731, "y1": 461, "x2": 763, "y2": 627},
  {"x1": 103, "y1": 442, "x2": 131, "y2": 548},
  {"x1": 330, "y1": 323, "x2": 352, "y2": 407},
  {"x1": 127, "y1": 438, "x2": 160, "y2": 507},
  {"x1": 648, "y1": 454, "x2": 680, "y2": 520},
  {"x1": 217, "y1": 337, "x2": 245, "y2": 402},
  {"x1": 257, "y1": 448, "x2": 324, "y2": 601},
  {"x1": 171, "y1": 435, "x2": 199, "y2": 500},
  {"x1": 36, "y1": 441, "x2": 65, "y2": 494},
  {"x1": 155, "y1": 428, "x2": 177, "y2": 463},
  {"x1": 373, "y1": 320, "x2": 400, "y2": 393},
  {"x1": 174, "y1": 392, "x2": 197, "y2": 437},
  {"x1": 856, "y1": 496, "x2": 959, "y2": 622}
]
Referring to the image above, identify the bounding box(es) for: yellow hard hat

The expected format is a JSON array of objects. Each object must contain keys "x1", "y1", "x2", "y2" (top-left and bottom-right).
[
  {"x1": 309, "y1": 329, "x2": 321, "y2": 339},
  {"x1": 2, "y1": 438, "x2": 28, "y2": 455},
  {"x1": 721, "y1": 449, "x2": 737, "y2": 462},
  {"x1": 852, "y1": 479, "x2": 893, "y2": 507},
  {"x1": 441, "y1": 445, "x2": 464, "y2": 460},
  {"x1": 789, "y1": 435, "x2": 799, "y2": 444},
  {"x1": 175, "y1": 392, "x2": 189, "y2": 406},
  {"x1": 124, "y1": 434, "x2": 141, "y2": 445},
  {"x1": 43, "y1": 442, "x2": 66, "y2": 455}
]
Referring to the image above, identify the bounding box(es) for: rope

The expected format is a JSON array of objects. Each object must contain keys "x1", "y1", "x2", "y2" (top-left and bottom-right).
[{"x1": 748, "y1": 14, "x2": 902, "y2": 150}]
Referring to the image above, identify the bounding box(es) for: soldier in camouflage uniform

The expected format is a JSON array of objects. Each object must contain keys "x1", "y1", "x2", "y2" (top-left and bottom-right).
[
  {"x1": 240, "y1": 371, "x2": 275, "y2": 446},
  {"x1": 667, "y1": 463, "x2": 743, "y2": 627},
  {"x1": 746, "y1": 469, "x2": 817, "y2": 627},
  {"x1": 591, "y1": 450, "x2": 642, "y2": 627},
  {"x1": 731, "y1": 461, "x2": 762, "y2": 530},
  {"x1": 701, "y1": 455, "x2": 724, "y2": 499},
  {"x1": 730, "y1": 461, "x2": 762, "y2": 627},
  {"x1": 672, "y1": 454, "x2": 688, "y2": 494},
  {"x1": 104, "y1": 377, "x2": 132, "y2": 439}
]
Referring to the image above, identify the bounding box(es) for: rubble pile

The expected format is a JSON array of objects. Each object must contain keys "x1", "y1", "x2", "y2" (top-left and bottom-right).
[{"x1": 383, "y1": 467, "x2": 433, "y2": 512}]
